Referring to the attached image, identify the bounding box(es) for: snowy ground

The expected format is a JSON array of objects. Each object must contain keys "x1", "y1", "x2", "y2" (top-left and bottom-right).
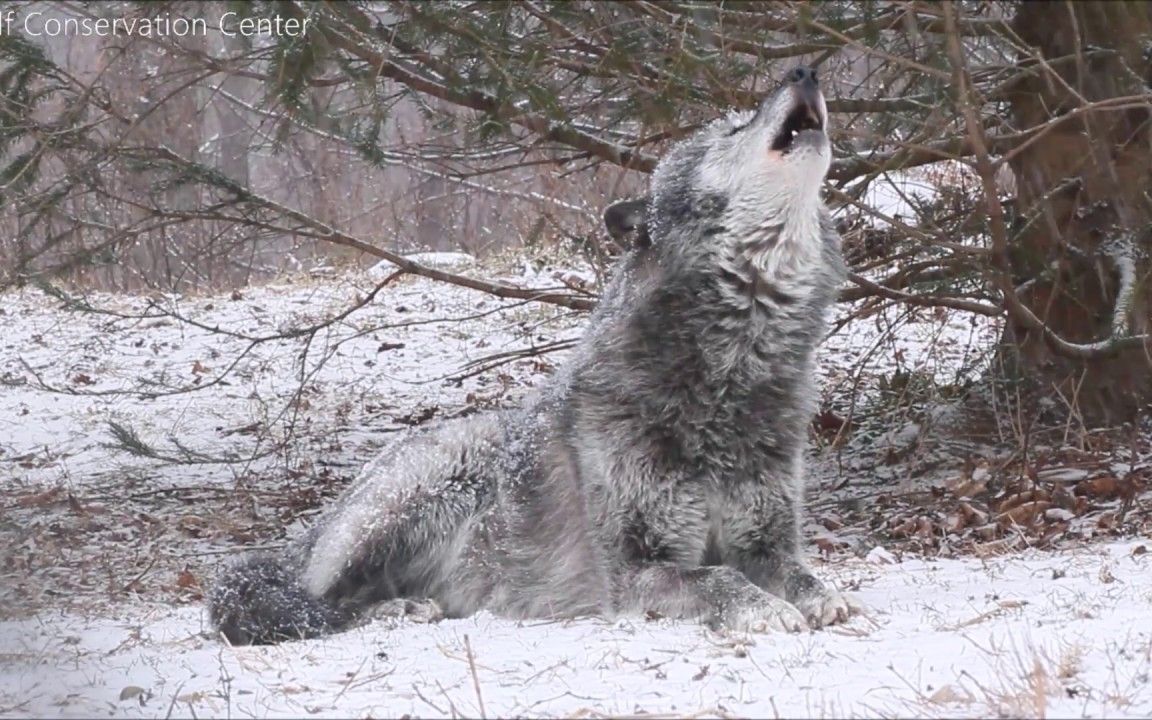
[
  {"x1": 2, "y1": 252, "x2": 1150, "y2": 718},
  {"x1": 3, "y1": 542, "x2": 1151, "y2": 718}
]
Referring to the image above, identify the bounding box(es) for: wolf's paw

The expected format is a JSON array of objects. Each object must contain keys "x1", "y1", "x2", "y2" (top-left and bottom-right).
[
  {"x1": 724, "y1": 596, "x2": 810, "y2": 634},
  {"x1": 363, "y1": 597, "x2": 444, "y2": 625},
  {"x1": 791, "y1": 586, "x2": 861, "y2": 629}
]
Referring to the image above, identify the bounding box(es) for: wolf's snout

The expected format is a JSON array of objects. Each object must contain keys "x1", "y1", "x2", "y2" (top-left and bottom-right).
[
  {"x1": 787, "y1": 66, "x2": 824, "y2": 131},
  {"x1": 770, "y1": 66, "x2": 826, "y2": 153},
  {"x1": 786, "y1": 66, "x2": 818, "y2": 89}
]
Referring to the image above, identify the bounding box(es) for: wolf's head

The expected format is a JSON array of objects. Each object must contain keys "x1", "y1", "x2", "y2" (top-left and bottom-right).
[{"x1": 640, "y1": 66, "x2": 831, "y2": 260}]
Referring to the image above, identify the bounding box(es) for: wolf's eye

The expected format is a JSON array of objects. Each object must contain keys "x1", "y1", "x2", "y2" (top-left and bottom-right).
[{"x1": 722, "y1": 109, "x2": 755, "y2": 137}]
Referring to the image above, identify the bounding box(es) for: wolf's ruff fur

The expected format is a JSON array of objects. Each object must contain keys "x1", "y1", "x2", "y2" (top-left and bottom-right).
[{"x1": 209, "y1": 66, "x2": 856, "y2": 644}]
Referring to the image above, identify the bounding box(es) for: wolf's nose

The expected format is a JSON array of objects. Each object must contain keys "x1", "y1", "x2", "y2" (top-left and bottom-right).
[{"x1": 786, "y1": 66, "x2": 818, "y2": 89}]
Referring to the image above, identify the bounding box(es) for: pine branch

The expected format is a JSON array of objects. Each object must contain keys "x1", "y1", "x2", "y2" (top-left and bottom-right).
[{"x1": 294, "y1": 1, "x2": 659, "y2": 173}]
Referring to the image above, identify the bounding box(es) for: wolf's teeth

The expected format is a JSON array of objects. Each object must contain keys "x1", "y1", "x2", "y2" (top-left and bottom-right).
[{"x1": 790, "y1": 129, "x2": 798, "y2": 139}]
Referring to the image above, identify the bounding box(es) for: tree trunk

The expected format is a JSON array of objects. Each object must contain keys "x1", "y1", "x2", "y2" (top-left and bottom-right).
[{"x1": 1002, "y1": 1, "x2": 1152, "y2": 426}]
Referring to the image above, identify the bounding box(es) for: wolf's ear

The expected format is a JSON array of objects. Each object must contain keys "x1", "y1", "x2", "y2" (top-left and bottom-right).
[{"x1": 603, "y1": 197, "x2": 651, "y2": 248}]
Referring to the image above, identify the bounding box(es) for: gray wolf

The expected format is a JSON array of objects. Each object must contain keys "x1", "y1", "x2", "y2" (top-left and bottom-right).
[{"x1": 209, "y1": 66, "x2": 857, "y2": 645}]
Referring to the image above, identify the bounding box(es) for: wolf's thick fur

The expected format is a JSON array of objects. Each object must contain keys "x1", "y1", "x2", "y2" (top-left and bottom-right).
[{"x1": 209, "y1": 67, "x2": 856, "y2": 645}]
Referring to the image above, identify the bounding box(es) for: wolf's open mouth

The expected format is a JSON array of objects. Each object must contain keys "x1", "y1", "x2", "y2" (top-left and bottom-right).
[{"x1": 771, "y1": 101, "x2": 824, "y2": 152}]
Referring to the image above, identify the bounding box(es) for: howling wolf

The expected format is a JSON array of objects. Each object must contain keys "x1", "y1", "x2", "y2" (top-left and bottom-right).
[{"x1": 209, "y1": 66, "x2": 857, "y2": 645}]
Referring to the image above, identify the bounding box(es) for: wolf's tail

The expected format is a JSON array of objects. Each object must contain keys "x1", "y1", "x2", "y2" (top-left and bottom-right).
[{"x1": 207, "y1": 552, "x2": 347, "y2": 645}]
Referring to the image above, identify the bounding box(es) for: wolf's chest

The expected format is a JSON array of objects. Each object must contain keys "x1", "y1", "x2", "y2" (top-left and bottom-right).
[{"x1": 698, "y1": 481, "x2": 771, "y2": 565}]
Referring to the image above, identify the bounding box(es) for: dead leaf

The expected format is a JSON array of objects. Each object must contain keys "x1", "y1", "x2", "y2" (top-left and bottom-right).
[
  {"x1": 177, "y1": 516, "x2": 209, "y2": 537},
  {"x1": 928, "y1": 684, "x2": 968, "y2": 704},
  {"x1": 813, "y1": 537, "x2": 840, "y2": 556},
  {"x1": 176, "y1": 569, "x2": 200, "y2": 590},
  {"x1": 16, "y1": 487, "x2": 63, "y2": 507},
  {"x1": 974, "y1": 523, "x2": 999, "y2": 540},
  {"x1": 820, "y1": 515, "x2": 843, "y2": 531},
  {"x1": 958, "y1": 501, "x2": 988, "y2": 525},
  {"x1": 945, "y1": 512, "x2": 968, "y2": 533},
  {"x1": 950, "y1": 477, "x2": 987, "y2": 500},
  {"x1": 1077, "y1": 475, "x2": 1120, "y2": 499},
  {"x1": 998, "y1": 490, "x2": 1050, "y2": 513},
  {"x1": 996, "y1": 501, "x2": 1052, "y2": 527},
  {"x1": 889, "y1": 516, "x2": 917, "y2": 538}
]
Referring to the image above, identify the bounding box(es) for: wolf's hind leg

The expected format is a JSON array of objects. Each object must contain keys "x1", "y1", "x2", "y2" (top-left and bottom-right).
[
  {"x1": 302, "y1": 415, "x2": 502, "y2": 615},
  {"x1": 618, "y1": 563, "x2": 809, "y2": 633}
]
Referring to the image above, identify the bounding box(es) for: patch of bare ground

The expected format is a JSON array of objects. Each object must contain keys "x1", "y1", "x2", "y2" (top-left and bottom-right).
[{"x1": 810, "y1": 402, "x2": 1152, "y2": 561}]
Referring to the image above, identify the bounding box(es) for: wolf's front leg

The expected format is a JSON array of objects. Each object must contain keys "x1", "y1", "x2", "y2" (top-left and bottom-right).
[
  {"x1": 616, "y1": 563, "x2": 809, "y2": 632},
  {"x1": 725, "y1": 488, "x2": 859, "y2": 628},
  {"x1": 738, "y1": 553, "x2": 857, "y2": 628}
]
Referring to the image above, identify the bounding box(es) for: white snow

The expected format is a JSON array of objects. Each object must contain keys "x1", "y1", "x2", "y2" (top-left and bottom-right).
[
  {"x1": 854, "y1": 173, "x2": 940, "y2": 223},
  {"x1": 0, "y1": 267, "x2": 570, "y2": 497},
  {"x1": 3, "y1": 542, "x2": 1151, "y2": 718},
  {"x1": 838, "y1": 160, "x2": 1000, "y2": 228}
]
